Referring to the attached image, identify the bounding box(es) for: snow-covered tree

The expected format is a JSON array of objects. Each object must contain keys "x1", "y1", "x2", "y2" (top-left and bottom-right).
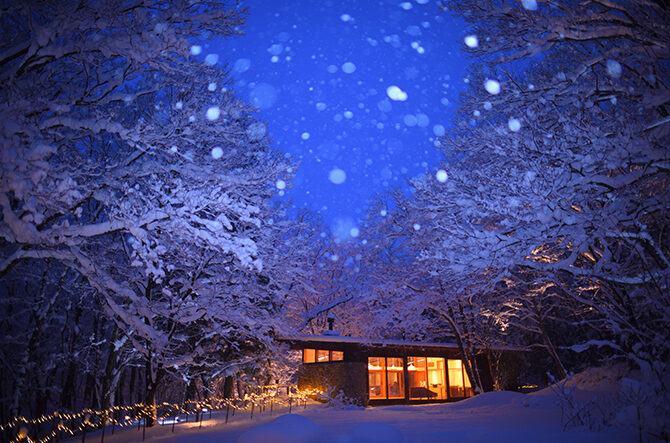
[
  {"x1": 0, "y1": 0, "x2": 292, "y2": 420},
  {"x1": 404, "y1": 0, "x2": 669, "y2": 385},
  {"x1": 261, "y1": 209, "x2": 361, "y2": 335}
]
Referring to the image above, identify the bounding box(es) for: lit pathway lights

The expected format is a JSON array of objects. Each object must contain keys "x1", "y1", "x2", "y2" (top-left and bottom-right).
[{"x1": 0, "y1": 386, "x2": 322, "y2": 443}]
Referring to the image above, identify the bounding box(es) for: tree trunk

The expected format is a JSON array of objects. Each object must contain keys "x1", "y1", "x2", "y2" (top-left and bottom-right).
[
  {"x1": 128, "y1": 365, "x2": 137, "y2": 405},
  {"x1": 144, "y1": 357, "x2": 163, "y2": 427},
  {"x1": 428, "y1": 306, "x2": 484, "y2": 394},
  {"x1": 223, "y1": 376, "x2": 234, "y2": 399},
  {"x1": 101, "y1": 326, "x2": 120, "y2": 411},
  {"x1": 541, "y1": 329, "x2": 567, "y2": 379},
  {"x1": 485, "y1": 348, "x2": 499, "y2": 391},
  {"x1": 535, "y1": 307, "x2": 567, "y2": 379}
]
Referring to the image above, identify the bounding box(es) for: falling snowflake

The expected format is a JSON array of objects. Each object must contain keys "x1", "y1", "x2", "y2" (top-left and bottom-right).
[
  {"x1": 211, "y1": 147, "x2": 223, "y2": 159},
  {"x1": 484, "y1": 79, "x2": 501, "y2": 95},
  {"x1": 416, "y1": 113, "x2": 429, "y2": 127},
  {"x1": 206, "y1": 106, "x2": 220, "y2": 121},
  {"x1": 267, "y1": 43, "x2": 283, "y2": 55},
  {"x1": 386, "y1": 85, "x2": 408, "y2": 101},
  {"x1": 522, "y1": 0, "x2": 538, "y2": 10},
  {"x1": 342, "y1": 62, "x2": 356, "y2": 74},
  {"x1": 436, "y1": 169, "x2": 448, "y2": 183},
  {"x1": 508, "y1": 118, "x2": 521, "y2": 132},
  {"x1": 233, "y1": 58, "x2": 251, "y2": 73},
  {"x1": 247, "y1": 122, "x2": 267, "y2": 141},
  {"x1": 249, "y1": 83, "x2": 277, "y2": 109},
  {"x1": 606, "y1": 60, "x2": 622, "y2": 78},
  {"x1": 464, "y1": 35, "x2": 478, "y2": 48},
  {"x1": 204, "y1": 54, "x2": 219, "y2": 65},
  {"x1": 329, "y1": 168, "x2": 347, "y2": 184}
]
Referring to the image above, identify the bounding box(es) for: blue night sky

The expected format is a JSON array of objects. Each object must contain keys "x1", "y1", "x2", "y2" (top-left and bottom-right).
[{"x1": 208, "y1": 0, "x2": 467, "y2": 239}]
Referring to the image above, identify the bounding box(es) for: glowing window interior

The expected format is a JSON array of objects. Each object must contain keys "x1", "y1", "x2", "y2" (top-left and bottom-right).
[
  {"x1": 368, "y1": 357, "x2": 405, "y2": 400},
  {"x1": 368, "y1": 357, "x2": 387, "y2": 399},
  {"x1": 303, "y1": 349, "x2": 344, "y2": 363},
  {"x1": 408, "y1": 357, "x2": 447, "y2": 399},
  {"x1": 303, "y1": 348, "x2": 315, "y2": 363},
  {"x1": 448, "y1": 359, "x2": 473, "y2": 398}
]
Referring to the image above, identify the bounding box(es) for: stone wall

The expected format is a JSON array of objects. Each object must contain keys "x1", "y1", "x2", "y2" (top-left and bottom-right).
[{"x1": 297, "y1": 361, "x2": 368, "y2": 406}]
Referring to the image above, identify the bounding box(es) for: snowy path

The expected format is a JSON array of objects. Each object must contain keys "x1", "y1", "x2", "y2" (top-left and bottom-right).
[{"x1": 72, "y1": 389, "x2": 634, "y2": 442}]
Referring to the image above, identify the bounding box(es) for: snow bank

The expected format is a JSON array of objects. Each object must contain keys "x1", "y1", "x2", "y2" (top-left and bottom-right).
[
  {"x1": 238, "y1": 414, "x2": 323, "y2": 443},
  {"x1": 346, "y1": 422, "x2": 403, "y2": 443},
  {"x1": 448, "y1": 390, "x2": 526, "y2": 409},
  {"x1": 98, "y1": 367, "x2": 640, "y2": 442}
]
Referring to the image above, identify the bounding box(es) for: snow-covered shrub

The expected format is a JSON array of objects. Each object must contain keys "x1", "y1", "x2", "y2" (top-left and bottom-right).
[
  {"x1": 322, "y1": 386, "x2": 363, "y2": 409},
  {"x1": 551, "y1": 364, "x2": 670, "y2": 441}
]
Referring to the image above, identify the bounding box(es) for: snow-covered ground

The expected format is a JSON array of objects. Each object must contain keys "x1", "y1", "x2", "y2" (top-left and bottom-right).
[{"x1": 84, "y1": 367, "x2": 637, "y2": 442}]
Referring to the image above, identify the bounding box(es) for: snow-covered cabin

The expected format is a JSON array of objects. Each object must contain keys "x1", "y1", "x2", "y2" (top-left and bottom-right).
[{"x1": 282, "y1": 333, "x2": 499, "y2": 406}]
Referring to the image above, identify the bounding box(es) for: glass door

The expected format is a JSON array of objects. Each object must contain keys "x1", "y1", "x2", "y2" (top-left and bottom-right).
[
  {"x1": 426, "y1": 357, "x2": 447, "y2": 399},
  {"x1": 448, "y1": 359, "x2": 473, "y2": 398},
  {"x1": 368, "y1": 357, "x2": 387, "y2": 399},
  {"x1": 386, "y1": 357, "x2": 404, "y2": 399}
]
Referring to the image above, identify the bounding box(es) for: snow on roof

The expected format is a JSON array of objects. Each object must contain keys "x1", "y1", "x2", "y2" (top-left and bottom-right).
[
  {"x1": 282, "y1": 334, "x2": 460, "y2": 349},
  {"x1": 280, "y1": 334, "x2": 524, "y2": 352}
]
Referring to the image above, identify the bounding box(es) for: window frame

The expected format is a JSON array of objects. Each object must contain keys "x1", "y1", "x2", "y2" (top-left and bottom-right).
[
  {"x1": 302, "y1": 348, "x2": 344, "y2": 364},
  {"x1": 368, "y1": 356, "x2": 405, "y2": 400}
]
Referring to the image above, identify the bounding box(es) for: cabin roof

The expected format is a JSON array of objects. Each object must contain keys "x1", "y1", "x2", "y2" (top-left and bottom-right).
[
  {"x1": 279, "y1": 334, "x2": 524, "y2": 353},
  {"x1": 283, "y1": 334, "x2": 459, "y2": 349}
]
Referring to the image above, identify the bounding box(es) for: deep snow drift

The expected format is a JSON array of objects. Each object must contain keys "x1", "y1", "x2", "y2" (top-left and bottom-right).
[{"x1": 90, "y1": 365, "x2": 646, "y2": 442}]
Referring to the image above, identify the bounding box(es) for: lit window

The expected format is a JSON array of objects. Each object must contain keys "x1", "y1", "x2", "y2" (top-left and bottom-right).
[
  {"x1": 316, "y1": 350, "x2": 329, "y2": 362},
  {"x1": 331, "y1": 351, "x2": 344, "y2": 361},
  {"x1": 386, "y1": 357, "x2": 404, "y2": 399},
  {"x1": 368, "y1": 357, "x2": 386, "y2": 399},
  {"x1": 303, "y1": 348, "x2": 315, "y2": 363},
  {"x1": 448, "y1": 359, "x2": 473, "y2": 398},
  {"x1": 409, "y1": 357, "x2": 446, "y2": 399},
  {"x1": 427, "y1": 357, "x2": 447, "y2": 399}
]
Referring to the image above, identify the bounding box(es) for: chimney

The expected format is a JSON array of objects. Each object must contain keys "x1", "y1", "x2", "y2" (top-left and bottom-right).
[{"x1": 323, "y1": 314, "x2": 340, "y2": 336}]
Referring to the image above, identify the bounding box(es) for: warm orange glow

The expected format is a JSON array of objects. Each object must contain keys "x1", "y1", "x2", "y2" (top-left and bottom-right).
[
  {"x1": 368, "y1": 357, "x2": 387, "y2": 399},
  {"x1": 303, "y1": 348, "x2": 315, "y2": 363},
  {"x1": 408, "y1": 357, "x2": 446, "y2": 400},
  {"x1": 368, "y1": 357, "x2": 406, "y2": 400},
  {"x1": 448, "y1": 359, "x2": 473, "y2": 398},
  {"x1": 386, "y1": 357, "x2": 404, "y2": 399},
  {"x1": 303, "y1": 348, "x2": 344, "y2": 363}
]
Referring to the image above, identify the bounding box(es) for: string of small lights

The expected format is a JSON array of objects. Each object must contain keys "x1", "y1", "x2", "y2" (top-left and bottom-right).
[{"x1": 1, "y1": 386, "x2": 325, "y2": 443}]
